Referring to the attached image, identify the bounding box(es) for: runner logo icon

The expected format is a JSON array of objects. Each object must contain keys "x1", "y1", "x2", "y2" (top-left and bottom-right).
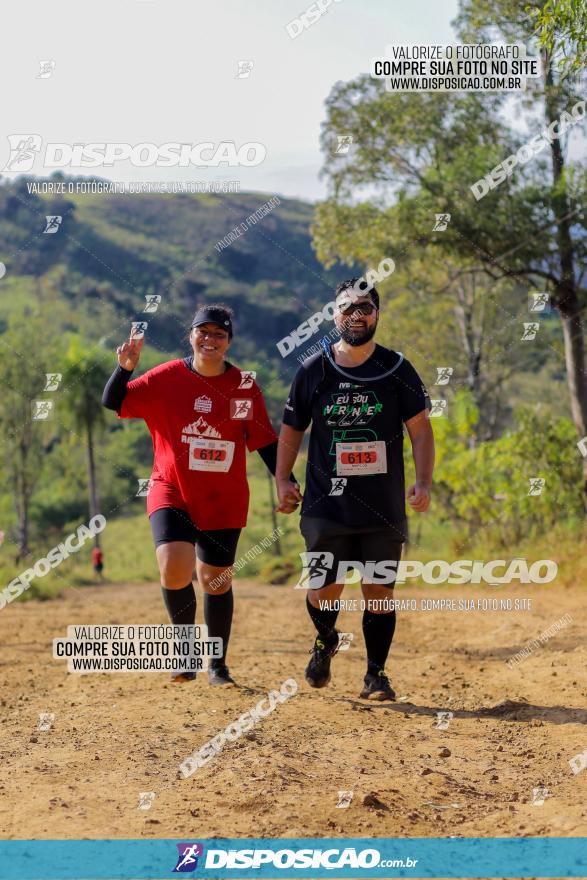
[
  {"x1": 295, "y1": 552, "x2": 335, "y2": 589},
  {"x1": 231, "y1": 399, "x2": 253, "y2": 419},
  {"x1": 173, "y1": 843, "x2": 204, "y2": 872},
  {"x1": 329, "y1": 477, "x2": 347, "y2": 495},
  {"x1": 238, "y1": 370, "x2": 256, "y2": 389}
]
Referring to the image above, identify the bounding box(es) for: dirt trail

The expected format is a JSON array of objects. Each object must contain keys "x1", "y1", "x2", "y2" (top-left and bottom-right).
[{"x1": 0, "y1": 578, "x2": 586, "y2": 840}]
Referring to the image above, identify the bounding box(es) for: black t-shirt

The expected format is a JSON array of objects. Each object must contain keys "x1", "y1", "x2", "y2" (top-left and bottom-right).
[{"x1": 282, "y1": 343, "x2": 429, "y2": 530}]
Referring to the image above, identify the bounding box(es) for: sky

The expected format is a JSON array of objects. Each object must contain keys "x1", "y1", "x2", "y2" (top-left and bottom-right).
[{"x1": 1, "y1": 0, "x2": 460, "y2": 201}]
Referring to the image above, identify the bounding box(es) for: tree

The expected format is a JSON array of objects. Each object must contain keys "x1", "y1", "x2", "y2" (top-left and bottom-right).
[
  {"x1": 529, "y1": 0, "x2": 587, "y2": 76},
  {"x1": 376, "y1": 256, "x2": 553, "y2": 441},
  {"x1": 60, "y1": 338, "x2": 112, "y2": 547},
  {"x1": 312, "y1": 0, "x2": 587, "y2": 496},
  {"x1": 0, "y1": 318, "x2": 51, "y2": 559}
]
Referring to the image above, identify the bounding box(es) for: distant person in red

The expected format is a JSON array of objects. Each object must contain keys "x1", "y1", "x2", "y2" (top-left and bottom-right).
[
  {"x1": 102, "y1": 304, "x2": 300, "y2": 685},
  {"x1": 91, "y1": 546, "x2": 104, "y2": 580}
]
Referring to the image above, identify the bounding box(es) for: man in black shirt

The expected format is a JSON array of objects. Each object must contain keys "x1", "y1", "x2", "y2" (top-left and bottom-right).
[{"x1": 276, "y1": 279, "x2": 435, "y2": 700}]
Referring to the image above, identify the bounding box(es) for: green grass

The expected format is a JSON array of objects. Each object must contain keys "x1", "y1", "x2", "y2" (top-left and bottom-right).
[
  {"x1": 4, "y1": 441, "x2": 583, "y2": 605},
  {"x1": 0, "y1": 452, "x2": 308, "y2": 603}
]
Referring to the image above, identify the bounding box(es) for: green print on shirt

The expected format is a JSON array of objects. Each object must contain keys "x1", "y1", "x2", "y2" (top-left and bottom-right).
[
  {"x1": 322, "y1": 390, "x2": 383, "y2": 427},
  {"x1": 322, "y1": 390, "x2": 383, "y2": 471},
  {"x1": 328, "y1": 427, "x2": 378, "y2": 456}
]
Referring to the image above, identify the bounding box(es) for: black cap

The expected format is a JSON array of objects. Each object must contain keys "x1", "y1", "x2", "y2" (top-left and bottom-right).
[{"x1": 191, "y1": 307, "x2": 233, "y2": 337}]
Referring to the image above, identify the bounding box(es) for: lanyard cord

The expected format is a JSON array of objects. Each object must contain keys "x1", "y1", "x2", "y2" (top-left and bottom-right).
[{"x1": 319, "y1": 336, "x2": 404, "y2": 383}]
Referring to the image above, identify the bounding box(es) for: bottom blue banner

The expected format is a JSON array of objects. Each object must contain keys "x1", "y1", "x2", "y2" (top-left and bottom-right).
[{"x1": 0, "y1": 837, "x2": 585, "y2": 879}]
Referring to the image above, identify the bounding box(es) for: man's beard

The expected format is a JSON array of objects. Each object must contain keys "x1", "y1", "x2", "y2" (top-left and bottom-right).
[{"x1": 339, "y1": 320, "x2": 377, "y2": 347}]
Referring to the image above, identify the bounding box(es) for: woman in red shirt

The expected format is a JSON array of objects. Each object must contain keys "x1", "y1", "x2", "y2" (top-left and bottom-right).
[{"x1": 102, "y1": 304, "x2": 300, "y2": 685}]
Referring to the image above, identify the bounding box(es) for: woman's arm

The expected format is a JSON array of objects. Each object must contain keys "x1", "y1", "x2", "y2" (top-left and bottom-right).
[
  {"x1": 256, "y1": 440, "x2": 297, "y2": 484},
  {"x1": 102, "y1": 326, "x2": 145, "y2": 412},
  {"x1": 102, "y1": 365, "x2": 133, "y2": 411}
]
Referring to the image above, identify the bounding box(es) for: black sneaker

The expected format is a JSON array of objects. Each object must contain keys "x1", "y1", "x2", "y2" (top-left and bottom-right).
[
  {"x1": 305, "y1": 630, "x2": 339, "y2": 688},
  {"x1": 208, "y1": 663, "x2": 235, "y2": 686},
  {"x1": 360, "y1": 667, "x2": 396, "y2": 701}
]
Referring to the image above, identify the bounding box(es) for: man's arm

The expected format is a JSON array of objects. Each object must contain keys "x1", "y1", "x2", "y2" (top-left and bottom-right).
[
  {"x1": 405, "y1": 410, "x2": 435, "y2": 512},
  {"x1": 276, "y1": 424, "x2": 305, "y2": 513}
]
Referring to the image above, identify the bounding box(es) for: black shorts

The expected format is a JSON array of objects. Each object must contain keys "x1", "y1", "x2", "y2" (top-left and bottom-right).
[
  {"x1": 149, "y1": 507, "x2": 241, "y2": 567},
  {"x1": 300, "y1": 516, "x2": 403, "y2": 589}
]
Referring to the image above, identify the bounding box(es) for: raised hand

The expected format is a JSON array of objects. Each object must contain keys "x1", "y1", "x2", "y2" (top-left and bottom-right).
[{"x1": 117, "y1": 326, "x2": 145, "y2": 372}]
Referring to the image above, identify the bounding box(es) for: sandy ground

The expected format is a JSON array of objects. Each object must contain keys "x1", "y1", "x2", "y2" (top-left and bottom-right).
[{"x1": 0, "y1": 577, "x2": 586, "y2": 843}]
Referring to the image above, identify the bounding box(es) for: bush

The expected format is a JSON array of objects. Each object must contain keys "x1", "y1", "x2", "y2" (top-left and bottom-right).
[{"x1": 432, "y1": 394, "x2": 583, "y2": 549}]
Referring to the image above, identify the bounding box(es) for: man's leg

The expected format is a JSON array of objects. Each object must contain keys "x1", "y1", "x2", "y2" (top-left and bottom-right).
[
  {"x1": 300, "y1": 517, "x2": 355, "y2": 688},
  {"x1": 359, "y1": 534, "x2": 403, "y2": 701}
]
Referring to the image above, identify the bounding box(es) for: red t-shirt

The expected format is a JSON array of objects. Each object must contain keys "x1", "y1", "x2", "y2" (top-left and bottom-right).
[{"x1": 118, "y1": 359, "x2": 277, "y2": 529}]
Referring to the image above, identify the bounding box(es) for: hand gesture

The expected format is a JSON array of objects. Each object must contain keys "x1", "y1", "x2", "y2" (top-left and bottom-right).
[{"x1": 117, "y1": 326, "x2": 145, "y2": 371}]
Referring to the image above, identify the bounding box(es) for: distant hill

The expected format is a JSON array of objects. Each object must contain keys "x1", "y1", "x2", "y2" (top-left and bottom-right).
[{"x1": 0, "y1": 176, "x2": 348, "y2": 400}]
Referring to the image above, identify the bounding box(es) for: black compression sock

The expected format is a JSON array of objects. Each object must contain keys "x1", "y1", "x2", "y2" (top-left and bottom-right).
[
  {"x1": 362, "y1": 608, "x2": 396, "y2": 671},
  {"x1": 161, "y1": 582, "x2": 196, "y2": 625},
  {"x1": 204, "y1": 588, "x2": 234, "y2": 666},
  {"x1": 306, "y1": 595, "x2": 339, "y2": 640}
]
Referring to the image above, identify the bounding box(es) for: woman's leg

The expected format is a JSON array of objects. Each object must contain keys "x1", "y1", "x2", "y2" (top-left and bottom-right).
[
  {"x1": 196, "y1": 528, "x2": 240, "y2": 684},
  {"x1": 150, "y1": 509, "x2": 197, "y2": 681},
  {"x1": 156, "y1": 541, "x2": 197, "y2": 620}
]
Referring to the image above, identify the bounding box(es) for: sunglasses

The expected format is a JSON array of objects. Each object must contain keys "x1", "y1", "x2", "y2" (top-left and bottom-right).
[{"x1": 337, "y1": 301, "x2": 377, "y2": 316}]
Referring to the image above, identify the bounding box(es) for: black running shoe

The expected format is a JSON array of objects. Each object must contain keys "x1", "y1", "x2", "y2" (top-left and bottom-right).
[
  {"x1": 305, "y1": 630, "x2": 339, "y2": 688},
  {"x1": 208, "y1": 663, "x2": 235, "y2": 686},
  {"x1": 360, "y1": 667, "x2": 396, "y2": 701}
]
